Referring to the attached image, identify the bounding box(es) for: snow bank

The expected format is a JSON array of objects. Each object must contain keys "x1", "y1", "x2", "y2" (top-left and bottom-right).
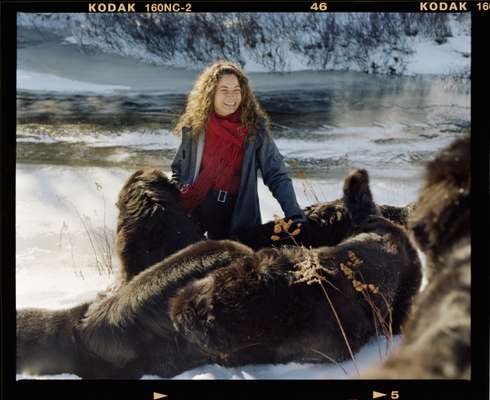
[
  {"x1": 404, "y1": 35, "x2": 471, "y2": 76},
  {"x1": 17, "y1": 13, "x2": 470, "y2": 76},
  {"x1": 17, "y1": 69, "x2": 131, "y2": 93}
]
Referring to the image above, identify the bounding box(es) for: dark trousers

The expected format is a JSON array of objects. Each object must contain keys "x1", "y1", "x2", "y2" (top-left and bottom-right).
[{"x1": 192, "y1": 190, "x2": 237, "y2": 240}]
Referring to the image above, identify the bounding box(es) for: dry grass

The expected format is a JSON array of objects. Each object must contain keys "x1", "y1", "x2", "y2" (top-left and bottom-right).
[
  {"x1": 271, "y1": 216, "x2": 360, "y2": 374},
  {"x1": 270, "y1": 216, "x2": 302, "y2": 245},
  {"x1": 339, "y1": 251, "x2": 395, "y2": 359},
  {"x1": 271, "y1": 204, "x2": 394, "y2": 376},
  {"x1": 58, "y1": 182, "x2": 115, "y2": 277},
  {"x1": 290, "y1": 158, "x2": 327, "y2": 204},
  {"x1": 59, "y1": 220, "x2": 84, "y2": 280}
]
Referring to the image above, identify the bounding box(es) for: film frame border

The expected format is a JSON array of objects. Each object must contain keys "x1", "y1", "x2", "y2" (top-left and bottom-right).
[{"x1": 1, "y1": 1, "x2": 488, "y2": 399}]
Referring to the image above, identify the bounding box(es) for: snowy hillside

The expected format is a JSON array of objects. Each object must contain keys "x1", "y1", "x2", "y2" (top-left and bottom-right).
[{"x1": 17, "y1": 13, "x2": 470, "y2": 76}]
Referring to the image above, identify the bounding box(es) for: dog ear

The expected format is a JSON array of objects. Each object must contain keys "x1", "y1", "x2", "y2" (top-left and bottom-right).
[{"x1": 342, "y1": 169, "x2": 379, "y2": 225}]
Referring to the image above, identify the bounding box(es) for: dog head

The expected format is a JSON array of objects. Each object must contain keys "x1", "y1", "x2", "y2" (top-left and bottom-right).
[
  {"x1": 116, "y1": 168, "x2": 203, "y2": 282},
  {"x1": 409, "y1": 135, "x2": 471, "y2": 274},
  {"x1": 116, "y1": 168, "x2": 180, "y2": 220}
]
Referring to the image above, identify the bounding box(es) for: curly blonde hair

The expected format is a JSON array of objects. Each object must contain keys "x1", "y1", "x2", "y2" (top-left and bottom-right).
[{"x1": 174, "y1": 61, "x2": 271, "y2": 141}]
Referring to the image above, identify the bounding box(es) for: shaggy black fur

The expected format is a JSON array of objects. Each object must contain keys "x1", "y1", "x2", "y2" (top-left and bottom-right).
[
  {"x1": 115, "y1": 168, "x2": 204, "y2": 282},
  {"x1": 16, "y1": 241, "x2": 246, "y2": 378},
  {"x1": 238, "y1": 170, "x2": 414, "y2": 250},
  {"x1": 170, "y1": 217, "x2": 421, "y2": 367},
  {"x1": 16, "y1": 169, "x2": 422, "y2": 378},
  {"x1": 363, "y1": 134, "x2": 471, "y2": 379}
]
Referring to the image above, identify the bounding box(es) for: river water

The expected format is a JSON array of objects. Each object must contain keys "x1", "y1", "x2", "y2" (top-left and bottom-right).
[{"x1": 17, "y1": 67, "x2": 469, "y2": 177}]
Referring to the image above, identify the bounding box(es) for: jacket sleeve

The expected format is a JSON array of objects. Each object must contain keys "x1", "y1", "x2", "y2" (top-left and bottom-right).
[
  {"x1": 256, "y1": 132, "x2": 305, "y2": 221},
  {"x1": 170, "y1": 138, "x2": 184, "y2": 186},
  {"x1": 171, "y1": 128, "x2": 193, "y2": 189}
]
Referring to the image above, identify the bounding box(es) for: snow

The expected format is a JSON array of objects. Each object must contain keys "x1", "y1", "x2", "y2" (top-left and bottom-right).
[
  {"x1": 17, "y1": 69, "x2": 131, "y2": 93},
  {"x1": 17, "y1": 13, "x2": 470, "y2": 81},
  {"x1": 17, "y1": 327, "x2": 401, "y2": 380},
  {"x1": 404, "y1": 35, "x2": 471, "y2": 76},
  {"x1": 171, "y1": 335, "x2": 402, "y2": 380},
  {"x1": 17, "y1": 41, "x2": 198, "y2": 93}
]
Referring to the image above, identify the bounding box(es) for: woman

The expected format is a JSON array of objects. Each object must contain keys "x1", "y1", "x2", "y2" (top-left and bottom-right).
[{"x1": 171, "y1": 61, "x2": 305, "y2": 240}]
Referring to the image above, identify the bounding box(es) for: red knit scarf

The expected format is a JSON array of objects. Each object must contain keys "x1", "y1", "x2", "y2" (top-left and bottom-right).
[{"x1": 179, "y1": 110, "x2": 247, "y2": 211}]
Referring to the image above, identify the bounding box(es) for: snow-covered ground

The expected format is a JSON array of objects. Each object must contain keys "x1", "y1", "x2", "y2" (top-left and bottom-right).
[{"x1": 17, "y1": 336, "x2": 401, "y2": 380}]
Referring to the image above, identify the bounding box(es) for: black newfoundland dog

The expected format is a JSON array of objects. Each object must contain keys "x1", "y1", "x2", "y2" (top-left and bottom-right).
[
  {"x1": 113, "y1": 168, "x2": 415, "y2": 282},
  {"x1": 17, "y1": 168, "x2": 422, "y2": 379},
  {"x1": 363, "y1": 134, "x2": 471, "y2": 379}
]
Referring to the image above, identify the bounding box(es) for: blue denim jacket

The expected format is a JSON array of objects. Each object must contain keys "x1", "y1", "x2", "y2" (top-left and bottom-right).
[{"x1": 170, "y1": 122, "x2": 304, "y2": 238}]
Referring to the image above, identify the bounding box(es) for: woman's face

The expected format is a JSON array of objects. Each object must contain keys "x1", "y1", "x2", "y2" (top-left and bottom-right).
[{"x1": 213, "y1": 74, "x2": 242, "y2": 117}]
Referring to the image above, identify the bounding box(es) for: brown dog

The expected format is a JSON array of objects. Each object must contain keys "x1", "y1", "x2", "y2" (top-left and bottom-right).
[
  {"x1": 115, "y1": 168, "x2": 204, "y2": 283},
  {"x1": 363, "y1": 135, "x2": 471, "y2": 379}
]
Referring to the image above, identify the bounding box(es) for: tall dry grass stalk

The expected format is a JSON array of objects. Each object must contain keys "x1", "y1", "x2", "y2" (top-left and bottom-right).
[
  {"x1": 57, "y1": 182, "x2": 115, "y2": 277},
  {"x1": 339, "y1": 251, "x2": 394, "y2": 359},
  {"x1": 59, "y1": 220, "x2": 85, "y2": 280},
  {"x1": 290, "y1": 159, "x2": 327, "y2": 204},
  {"x1": 272, "y1": 217, "x2": 360, "y2": 374}
]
